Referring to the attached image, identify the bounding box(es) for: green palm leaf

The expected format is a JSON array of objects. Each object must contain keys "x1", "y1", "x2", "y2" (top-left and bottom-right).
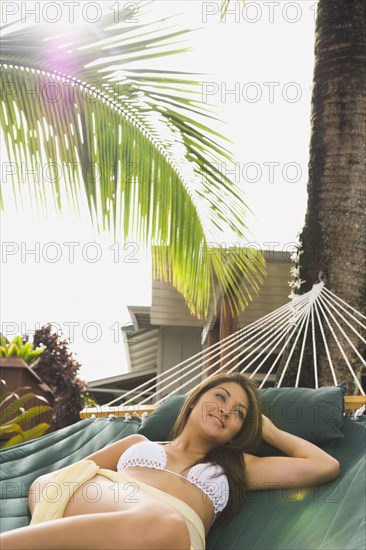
[
  {"x1": 0, "y1": 2, "x2": 265, "y2": 319},
  {"x1": 0, "y1": 423, "x2": 51, "y2": 448},
  {"x1": 0, "y1": 406, "x2": 52, "y2": 432}
]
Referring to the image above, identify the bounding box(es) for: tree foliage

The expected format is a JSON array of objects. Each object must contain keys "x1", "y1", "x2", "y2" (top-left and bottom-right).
[
  {"x1": 28, "y1": 325, "x2": 86, "y2": 430},
  {"x1": 0, "y1": 2, "x2": 265, "y2": 320}
]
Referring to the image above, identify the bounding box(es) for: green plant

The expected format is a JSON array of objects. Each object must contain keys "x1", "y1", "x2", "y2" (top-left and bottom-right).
[
  {"x1": 0, "y1": 379, "x2": 53, "y2": 449},
  {"x1": 30, "y1": 325, "x2": 86, "y2": 430},
  {"x1": 81, "y1": 391, "x2": 98, "y2": 409},
  {"x1": 0, "y1": 5, "x2": 265, "y2": 320},
  {"x1": 0, "y1": 335, "x2": 45, "y2": 366}
]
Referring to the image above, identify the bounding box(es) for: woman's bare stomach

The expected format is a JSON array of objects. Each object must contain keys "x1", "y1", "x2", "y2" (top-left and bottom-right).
[{"x1": 62, "y1": 468, "x2": 214, "y2": 532}]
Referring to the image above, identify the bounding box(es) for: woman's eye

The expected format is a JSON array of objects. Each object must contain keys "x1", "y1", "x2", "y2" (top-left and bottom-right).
[
  {"x1": 234, "y1": 410, "x2": 244, "y2": 420},
  {"x1": 215, "y1": 393, "x2": 225, "y2": 401}
]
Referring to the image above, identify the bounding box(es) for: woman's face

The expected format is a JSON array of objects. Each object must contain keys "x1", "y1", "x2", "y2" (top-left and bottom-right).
[{"x1": 190, "y1": 382, "x2": 250, "y2": 445}]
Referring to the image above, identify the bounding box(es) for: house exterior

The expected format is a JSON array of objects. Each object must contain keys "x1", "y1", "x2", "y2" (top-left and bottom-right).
[{"x1": 87, "y1": 250, "x2": 292, "y2": 404}]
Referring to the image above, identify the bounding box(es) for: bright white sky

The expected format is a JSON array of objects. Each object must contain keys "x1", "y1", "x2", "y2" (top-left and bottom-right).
[{"x1": 0, "y1": 1, "x2": 316, "y2": 382}]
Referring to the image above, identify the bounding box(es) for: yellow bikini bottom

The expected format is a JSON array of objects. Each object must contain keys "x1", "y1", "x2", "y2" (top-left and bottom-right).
[{"x1": 30, "y1": 460, "x2": 206, "y2": 550}]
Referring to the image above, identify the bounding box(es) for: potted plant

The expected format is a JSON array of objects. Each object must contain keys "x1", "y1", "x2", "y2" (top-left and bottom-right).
[
  {"x1": 0, "y1": 335, "x2": 45, "y2": 366},
  {"x1": 0, "y1": 379, "x2": 53, "y2": 448},
  {"x1": 0, "y1": 335, "x2": 54, "y2": 431}
]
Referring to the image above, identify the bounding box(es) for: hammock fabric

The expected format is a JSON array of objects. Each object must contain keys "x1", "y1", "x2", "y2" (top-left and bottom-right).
[{"x1": 0, "y1": 387, "x2": 365, "y2": 550}]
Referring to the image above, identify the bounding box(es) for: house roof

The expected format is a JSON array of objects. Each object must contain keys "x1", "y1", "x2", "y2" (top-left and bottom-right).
[{"x1": 87, "y1": 367, "x2": 156, "y2": 404}]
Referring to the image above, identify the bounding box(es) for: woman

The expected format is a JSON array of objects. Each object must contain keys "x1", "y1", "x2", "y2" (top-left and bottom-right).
[{"x1": 0, "y1": 373, "x2": 340, "y2": 550}]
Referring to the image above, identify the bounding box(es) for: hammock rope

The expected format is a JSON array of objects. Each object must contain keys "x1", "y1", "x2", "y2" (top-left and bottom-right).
[
  {"x1": 81, "y1": 282, "x2": 366, "y2": 419},
  {"x1": 106, "y1": 295, "x2": 308, "y2": 407}
]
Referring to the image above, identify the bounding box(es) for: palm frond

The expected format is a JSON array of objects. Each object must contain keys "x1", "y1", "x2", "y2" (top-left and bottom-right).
[
  {"x1": 0, "y1": 2, "x2": 265, "y2": 319},
  {"x1": 221, "y1": 0, "x2": 247, "y2": 18}
]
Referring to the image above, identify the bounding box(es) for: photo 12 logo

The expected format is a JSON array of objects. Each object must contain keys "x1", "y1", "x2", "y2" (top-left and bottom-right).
[
  {"x1": 1, "y1": 72, "x2": 140, "y2": 106},
  {"x1": 201, "y1": 160, "x2": 303, "y2": 185},
  {"x1": 1, "y1": 320, "x2": 139, "y2": 345},
  {"x1": 202, "y1": 81, "x2": 304, "y2": 104},
  {"x1": 1, "y1": 161, "x2": 139, "y2": 186},
  {"x1": 201, "y1": 2, "x2": 319, "y2": 24},
  {"x1": 1, "y1": 241, "x2": 140, "y2": 264},
  {"x1": 1, "y1": 2, "x2": 140, "y2": 25}
]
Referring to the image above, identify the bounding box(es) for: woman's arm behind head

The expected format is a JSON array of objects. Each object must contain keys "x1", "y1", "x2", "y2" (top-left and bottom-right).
[{"x1": 243, "y1": 416, "x2": 340, "y2": 490}]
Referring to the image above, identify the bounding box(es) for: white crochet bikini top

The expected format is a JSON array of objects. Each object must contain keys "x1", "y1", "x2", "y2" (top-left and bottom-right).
[{"x1": 117, "y1": 440, "x2": 229, "y2": 514}]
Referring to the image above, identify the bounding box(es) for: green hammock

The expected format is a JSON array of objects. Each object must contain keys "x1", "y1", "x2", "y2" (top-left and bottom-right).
[{"x1": 0, "y1": 386, "x2": 365, "y2": 550}]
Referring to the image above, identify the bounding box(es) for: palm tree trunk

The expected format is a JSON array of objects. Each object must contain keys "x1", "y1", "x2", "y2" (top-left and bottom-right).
[
  {"x1": 277, "y1": 0, "x2": 366, "y2": 392},
  {"x1": 205, "y1": 296, "x2": 239, "y2": 375},
  {"x1": 219, "y1": 295, "x2": 239, "y2": 370}
]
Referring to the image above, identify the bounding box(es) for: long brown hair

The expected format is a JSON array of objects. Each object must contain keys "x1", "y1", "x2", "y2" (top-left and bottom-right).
[{"x1": 172, "y1": 372, "x2": 262, "y2": 523}]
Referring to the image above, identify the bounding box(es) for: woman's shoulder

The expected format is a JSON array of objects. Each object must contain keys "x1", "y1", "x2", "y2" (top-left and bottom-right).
[
  {"x1": 123, "y1": 433, "x2": 149, "y2": 445},
  {"x1": 119, "y1": 434, "x2": 159, "y2": 454},
  {"x1": 84, "y1": 434, "x2": 150, "y2": 470}
]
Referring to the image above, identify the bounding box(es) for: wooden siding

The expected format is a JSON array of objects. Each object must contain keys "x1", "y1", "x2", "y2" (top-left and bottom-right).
[
  {"x1": 150, "y1": 281, "x2": 203, "y2": 327},
  {"x1": 150, "y1": 254, "x2": 291, "y2": 328},
  {"x1": 127, "y1": 329, "x2": 159, "y2": 372}
]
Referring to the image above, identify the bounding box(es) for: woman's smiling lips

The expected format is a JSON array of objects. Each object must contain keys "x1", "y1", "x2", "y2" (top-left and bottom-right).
[{"x1": 209, "y1": 414, "x2": 224, "y2": 428}]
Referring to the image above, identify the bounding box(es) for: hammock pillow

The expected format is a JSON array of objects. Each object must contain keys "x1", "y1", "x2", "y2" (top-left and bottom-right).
[
  {"x1": 138, "y1": 386, "x2": 345, "y2": 449},
  {"x1": 259, "y1": 385, "x2": 344, "y2": 443},
  {"x1": 139, "y1": 395, "x2": 186, "y2": 441}
]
